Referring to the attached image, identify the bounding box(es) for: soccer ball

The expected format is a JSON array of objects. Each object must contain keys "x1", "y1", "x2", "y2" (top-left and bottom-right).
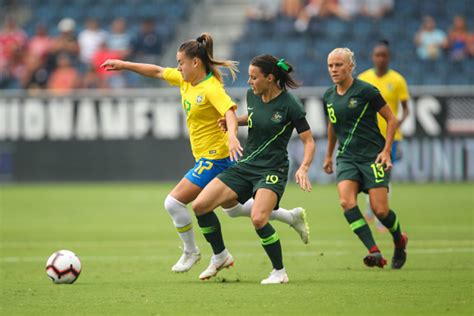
[{"x1": 45, "y1": 250, "x2": 81, "y2": 284}]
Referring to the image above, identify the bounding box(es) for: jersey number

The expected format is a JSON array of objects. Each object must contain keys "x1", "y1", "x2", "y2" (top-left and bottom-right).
[
  {"x1": 184, "y1": 100, "x2": 191, "y2": 115},
  {"x1": 370, "y1": 163, "x2": 385, "y2": 183},
  {"x1": 195, "y1": 161, "x2": 214, "y2": 175},
  {"x1": 248, "y1": 112, "x2": 254, "y2": 128},
  {"x1": 265, "y1": 174, "x2": 279, "y2": 184},
  {"x1": 327, "y1": 105, "x2": 337, "y2": 123}
]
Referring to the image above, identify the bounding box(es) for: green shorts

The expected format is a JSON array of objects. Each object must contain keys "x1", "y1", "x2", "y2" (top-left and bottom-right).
[
  {"x1": 217, "y1": 163, "x2": 288, "y2": 210},
  {"x1": 336, "y1": 159, "x2": 391, "y2": 194}
]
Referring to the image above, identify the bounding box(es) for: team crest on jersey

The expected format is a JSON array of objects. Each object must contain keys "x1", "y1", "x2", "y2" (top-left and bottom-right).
[
  {"x1": 387, "y1": 83, "x2": 394, "y2": 91},
  {"x1": 348, "y1": 98, "x2": 358, "y2": 108},
  {"x1": 271, "y1": 111, "x2": 283, "y2": 123},
  {"x1": 196, "y1": 95, "x2": 204, "y2": 104}
]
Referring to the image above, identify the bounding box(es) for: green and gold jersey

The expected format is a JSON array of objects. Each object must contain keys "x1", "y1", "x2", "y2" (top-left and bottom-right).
[
  {"x1": 238, "y1": 89, "x2": 306, "y2": 169},
  {"x1": 323, "y1": 79, "x2": 387, "y2": 161}
]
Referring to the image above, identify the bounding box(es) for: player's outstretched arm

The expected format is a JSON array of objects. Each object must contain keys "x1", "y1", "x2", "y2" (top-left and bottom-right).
[
  {"x1": 323, "y1": 122, "x2": 336, "y2": 174},
  {"x1": 224, "y1": 109, "x2": 243, "y2": 161},
  {"x1": 100, "y1": 59, "x2": 165, "y2": 79},
  {"x1": 295, "y1": 130, "x2": 315, "y2": 192}
]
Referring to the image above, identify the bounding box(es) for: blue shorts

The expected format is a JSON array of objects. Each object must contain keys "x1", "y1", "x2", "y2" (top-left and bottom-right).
[
  {"x1": 391, "y1": 141, "x2": 400, "y2": 164},
  {"x1": 185, "y1": 157, "x2": 234, "y2": 189}
]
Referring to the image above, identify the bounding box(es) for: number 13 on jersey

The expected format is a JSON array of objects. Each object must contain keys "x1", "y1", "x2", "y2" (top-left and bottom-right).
[{"x1": 327, "y1": 103, "x2": 337, "y2": 123}]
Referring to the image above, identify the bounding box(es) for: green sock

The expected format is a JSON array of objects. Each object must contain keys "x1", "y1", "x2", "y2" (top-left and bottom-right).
[
  {"x1": 378, "y1": 210, "x2": 402, "y2": 244},
  {"x1": 196, "y1": 212, "x2": 225, "y2": 254},
  {"x1": 344, "y1": 206, "x2": 379, "y2": 253},
  {"x1": 256, "y1": 223, "x2": 283, "y2": 270}
]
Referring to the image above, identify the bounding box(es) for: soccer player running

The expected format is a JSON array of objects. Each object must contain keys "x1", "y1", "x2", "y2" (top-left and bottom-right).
[
  {"x1": 358, "y1": 40, "x2": 410, "y2": 232},
  {"x1": 100, "y1": 34, "x2": 310, "y2": 273},
  {"x1": 192, "y1": 55, "x2": 315, "y2": 284},
  {"x1": 322, "y1": 48, "x2": 408, "y2": 269}
]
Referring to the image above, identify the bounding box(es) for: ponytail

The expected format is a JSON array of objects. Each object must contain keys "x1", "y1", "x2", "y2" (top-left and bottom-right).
[
  {"x1": 179, "y1": 32, "x2": 238, "y2": 83},
  {"x1": 250, "y1": 54, "x2": 300, "y2": 90}
]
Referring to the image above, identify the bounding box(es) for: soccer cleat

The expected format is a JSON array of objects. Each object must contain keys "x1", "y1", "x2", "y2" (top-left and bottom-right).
[
  {"x1": 363, "y1": 251, "x2": 387, "y2": 268},
  {"x1": 199, "y1": 252, "x2": 234, "y2": 280},
  {"x1": 290, "y1": 207, "x2": 310, "y2": 244},
  {"x1": 261, "y1": 268, "x2": 289, "y2": 284},
  {"x1": 171, "y1": 250, "x2": 201, "y2": 273},
  {"x1": 392, "y1": 233, "x2": 408, "y2": 269}
]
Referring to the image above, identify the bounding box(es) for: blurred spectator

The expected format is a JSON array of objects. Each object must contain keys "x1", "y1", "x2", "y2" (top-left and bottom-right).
[
  {"x1": 295, "y1": 0, "x2": 341, "y2": 32},
  {"x1": 281, "y1": 0, "x2": 303, "y2": 19},
  {"x1": 47, "y1": 54, "x2": 80, "y2": 94},
  {"x1": 468, "y1": 33, "x2": 474, "y2": 58},
  {"x1": 23, "y1": 52, "x2": 49, "y2": 90},
  {"x1": 4, "y1": 46, "x2": 28, "y2": 89},
  {"x1": 361, "y1": 0, "x2": 393, "y2": 19},
  {"x1": 337, "y1": 0, "x2": 363, "y2": 20},
  {"x1": 132, "y1": 19, "x2": 161, "y2": 64},
  {"x1": 92, "y1": 42, "x2": 126, "y2": 89},
  {"x1": 447, "y1": 16, "x2": 469, "y2": 61},
  {"x1": 27, "y1": 24, "x2": 52, "y2": 62},
  {"x1": 107, "y1": 18, "x2": 131, "y2": 57},
  {"x1": 246, "y1": 0, "x2": 282, "y2": 21},
  {"x1": 78, "y1": 18, "x2": 107, "y2": 65},
  {"x1": 415, "y1": 15, "x2": 447, "y2": 60},
  {"x1": 0, "y1": 18, "x2": 27, "y2": 77},
  {"x1": 49, "y1": 18, "x2": 79, "y2": 62}
]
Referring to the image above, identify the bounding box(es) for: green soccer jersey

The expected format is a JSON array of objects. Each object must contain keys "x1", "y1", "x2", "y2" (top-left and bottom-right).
[
  {"x1": 239, "y1": 89, "x2": 306, "y2": 169},
  {"x1": 323, "y1": 79, "x2": 387, "y2": 161}
]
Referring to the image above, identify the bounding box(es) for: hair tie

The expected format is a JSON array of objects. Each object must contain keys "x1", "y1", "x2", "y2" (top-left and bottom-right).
[{"x1": 276, "y1": 59, "x2": 289, "y2": 71}]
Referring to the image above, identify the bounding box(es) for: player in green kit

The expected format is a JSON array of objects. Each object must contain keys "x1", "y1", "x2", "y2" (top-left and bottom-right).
[
  {"x1": 322, "y1": 48, "x2": 408, "y2": 269},
  {"x1": 192, "y1": 55, "x2": 315, "y2": 284}
]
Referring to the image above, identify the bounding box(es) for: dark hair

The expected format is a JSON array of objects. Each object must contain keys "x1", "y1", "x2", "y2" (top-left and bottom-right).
[
  {"x1": 375, "y1": 39, "x2": 390, "y2": 49},
  {"x1": 250, "y1": 54, "x2": 300, "y2": 90},
  {"x1": 178, "y1": 33, "x2": 238, "y2": 83}
]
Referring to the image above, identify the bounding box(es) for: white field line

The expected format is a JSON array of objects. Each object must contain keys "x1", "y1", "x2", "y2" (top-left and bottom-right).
[
  {"x1": 0, "y1": 239, "x2": 472, "y2": 249},
  {"x1": 1, "y1": 248, "x2": 473, "y2": 263}
]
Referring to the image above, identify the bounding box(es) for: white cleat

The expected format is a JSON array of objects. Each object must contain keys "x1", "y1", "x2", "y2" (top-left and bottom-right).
[
  {"x1": 290, "y1": 207, "x2": 310, "y2": 244},
  {"x1": 261, "y1": 268, "x2": 289, "y2": 284},
  {"x1": 199, "y1": 252, "x2": 234, "y2": 280},
  {"x1": 171, "y1": 250, "x2": 201, "y2": 273}
]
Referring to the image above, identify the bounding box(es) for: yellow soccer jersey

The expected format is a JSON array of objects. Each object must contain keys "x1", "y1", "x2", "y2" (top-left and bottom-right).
[
  {"x1": 163, "y1": 68, "x2": 236, "y2": 160},
  {"x1": 358, "y1": 69, "x2": 409, "y2": 140}
]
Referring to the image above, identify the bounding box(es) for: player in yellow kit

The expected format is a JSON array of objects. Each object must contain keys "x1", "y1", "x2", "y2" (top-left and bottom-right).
[
  {"x1": 101, "y1": 33, "x2": 309, "y2": 274},
  {"x1": 358, "y1": 40, "x2": 410, "y2": 231}
]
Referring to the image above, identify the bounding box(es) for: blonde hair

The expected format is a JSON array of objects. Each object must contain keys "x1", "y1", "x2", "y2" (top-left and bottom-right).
[
  {"x1": 329, "y1": 47, "x2": 357, "y2": 72},
  {"x1": 179, "y1": 33, "x2": 239, "y2": 83}
]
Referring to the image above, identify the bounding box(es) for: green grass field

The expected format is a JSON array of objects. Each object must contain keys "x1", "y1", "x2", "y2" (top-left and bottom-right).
[{"x1": 0, "y1": 183, "x2": 473, "y2": 315}]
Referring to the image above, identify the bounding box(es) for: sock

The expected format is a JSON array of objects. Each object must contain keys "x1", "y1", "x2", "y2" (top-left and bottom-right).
[
  {"x1": 164, "y1": 195, "x2": 198, "y2": 253},
  {"x1": 344, "y1": 206, "x2": 379, "y2": 253},
  {"x1": 256, "y1": 223, "x2": 283, "y2": 270},
  {"x1": 378, "y1": 209, "x2": 402, "y2": 244},
  {"x1": 196, "y1": 211, "x2": 225, "y2": 255},
  {"x1": 224, "y1": 199, "x2": 294, "y2": 225}
]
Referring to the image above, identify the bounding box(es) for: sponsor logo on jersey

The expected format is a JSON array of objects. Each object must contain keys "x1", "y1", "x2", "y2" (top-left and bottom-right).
[
  {"x1": 271, "y1": 111, "x2": 283, "y2": 123},
  {"x1": 348, "y1": 98, "x2": 358, "y2": 108},
  {"x1": 387, "y1": 83, "x2": 394, "y2": 91}
]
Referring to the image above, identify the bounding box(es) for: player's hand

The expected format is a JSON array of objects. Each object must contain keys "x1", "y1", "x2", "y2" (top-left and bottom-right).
[
  {"x1": 228, "y1": 135, "x2": 243, "y2": 162},
  {"x1": 100, "y1": 59, "x2": 125, "y2": 71},
  {"x1": 375, "y1": 150, "x2": 392, "y2": 171},
  {"x1": 295, "y1": 166, "x2": 312, "y2": 192},
  {"x1": 323, "y1": 157, "x2": 333, "y2": 174},
  {"x1": 217, "y1": 118, "x2": 227, "y2": 132}
]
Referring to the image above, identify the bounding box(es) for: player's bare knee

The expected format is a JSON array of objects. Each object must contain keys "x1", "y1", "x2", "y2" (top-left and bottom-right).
[
  {"x1": 191, "y1": 198, "x2": 207, "y2": 215},
  {"x1": 251, "y1": 213, "x2": 267, "y2": 229},
  {"x1": 372, "y1": 205, "x2": 389, "y2": 218},
  {"x1": 340, "y1": 198, "x2": 357, "y2": 210}
]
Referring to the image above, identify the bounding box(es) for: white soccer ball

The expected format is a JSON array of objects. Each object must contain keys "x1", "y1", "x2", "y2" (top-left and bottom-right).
[{"x1": 45, "y1": 250, "x2": 81, "y2": 284}]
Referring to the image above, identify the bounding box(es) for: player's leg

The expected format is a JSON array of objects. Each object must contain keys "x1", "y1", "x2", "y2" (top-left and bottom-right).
[
  {"x1": 252, "y1": 189, "x2": 289, "y2": 284},
  {"x1": 337, "y1": 180, "x2": 386, "y2": 268},
  {"x1": 192, "y1": 177, "x2": 240, "y2": 280},
  {"x1": 223, "y1": 199, "x2": 310, "y2": 244},
  {"x1": 369, "y1": 187, "x2": 408, "y2": 269},
  {"x1": 165, "y1": 177, "x2": 202, "y2": 272}
]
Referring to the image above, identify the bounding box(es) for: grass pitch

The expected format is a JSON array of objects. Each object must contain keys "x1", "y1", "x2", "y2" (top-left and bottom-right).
[{"x1": 0, "y1": 183, "x2": 473, "y2": 315}]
